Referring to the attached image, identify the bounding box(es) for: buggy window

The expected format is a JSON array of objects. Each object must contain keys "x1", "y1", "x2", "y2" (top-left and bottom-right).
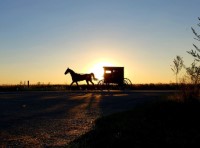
[{"x1": 105, "y1": 70, "x2": 111, "y2": 74}]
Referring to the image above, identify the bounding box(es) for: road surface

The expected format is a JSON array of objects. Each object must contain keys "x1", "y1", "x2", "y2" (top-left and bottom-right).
[{"x1": 0, "y1": 90, "x2": 176, "y2": 147}]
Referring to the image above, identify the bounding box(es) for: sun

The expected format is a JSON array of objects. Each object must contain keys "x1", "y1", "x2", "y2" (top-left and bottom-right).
[{"x1": 89, "y1": 61, "x2": 113, "y2": 80}]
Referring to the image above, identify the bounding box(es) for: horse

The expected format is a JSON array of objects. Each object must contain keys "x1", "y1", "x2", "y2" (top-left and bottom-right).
[{"x1": 64, "y1": 68, "x2": 98, "y2": 89}]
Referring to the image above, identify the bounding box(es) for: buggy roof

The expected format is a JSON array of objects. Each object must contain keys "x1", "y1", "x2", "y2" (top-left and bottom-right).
[{"x1": 103, "y1": 66, "x2": 124, "y2": 70}]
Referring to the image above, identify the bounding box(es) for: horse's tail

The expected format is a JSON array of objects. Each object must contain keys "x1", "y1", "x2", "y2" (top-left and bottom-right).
[{"x1": 91, "y1": 73, "x2": 98, "y2": 81}]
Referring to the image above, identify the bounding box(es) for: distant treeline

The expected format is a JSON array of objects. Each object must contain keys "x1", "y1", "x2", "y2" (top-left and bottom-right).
[{"x1": 0, "y1": 83, "x2": 186, "y2": 91}]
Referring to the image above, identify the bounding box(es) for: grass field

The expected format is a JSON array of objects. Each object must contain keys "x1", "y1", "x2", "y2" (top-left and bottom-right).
[
  {"x1": 0, "y1": 83, "x2": 178, "y2": 92},
  {"x1": 67, "y1": 98, "x2": 200, "y2": 147}
]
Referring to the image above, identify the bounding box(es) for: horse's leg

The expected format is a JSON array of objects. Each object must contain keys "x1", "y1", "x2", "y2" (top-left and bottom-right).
[
  {"x1": 75, "y1": 82, "x2": 80, "y2": 90},
  {"x1": 90, "y1": 80, "x2": 95, "y2": 90},
  {"x1": 86, "y1": 80, "x2": 90, "y2": 90},
  {"x1": 69, "y1": 82, "x2": 74, "y2": 90}
]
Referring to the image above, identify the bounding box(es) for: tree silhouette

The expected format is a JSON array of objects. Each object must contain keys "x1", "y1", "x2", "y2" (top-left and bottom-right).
[
  {"x1": 181, "y1": 17, "x2": 200, "y2": 101},
  {"x1": 171, "y1": 56, "x2": 183, "y2": 84},
  {"x1": 171, "y1": 17, "x2": 200, "y2": 101},
  {"x1": 187, "y1": 17, "x2": 200, "y2": 85}
]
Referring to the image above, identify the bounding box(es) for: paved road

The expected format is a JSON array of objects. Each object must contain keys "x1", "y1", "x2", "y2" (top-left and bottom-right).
[{"x1": 0, "y1": 90, "x2": 176, "y2": 147}]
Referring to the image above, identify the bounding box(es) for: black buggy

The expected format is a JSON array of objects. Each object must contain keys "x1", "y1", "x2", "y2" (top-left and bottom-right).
[{"x1": 98, "y1": 66, "x2": 132, "y2": 90}]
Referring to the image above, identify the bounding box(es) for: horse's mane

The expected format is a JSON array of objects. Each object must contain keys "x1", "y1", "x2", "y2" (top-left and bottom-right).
[{"x1": 68, "y1": 68, "x2": 76, "y2": 74}]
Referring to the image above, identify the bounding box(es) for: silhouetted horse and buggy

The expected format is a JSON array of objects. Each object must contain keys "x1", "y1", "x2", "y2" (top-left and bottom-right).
[{"x1": 64, "y1": 66, "x2": 132, "y2": 90}]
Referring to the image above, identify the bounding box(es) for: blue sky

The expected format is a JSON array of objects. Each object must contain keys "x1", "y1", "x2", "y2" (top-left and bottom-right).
[{"x1": 0, "y1": 0, "x2": 200, "y2": 84}]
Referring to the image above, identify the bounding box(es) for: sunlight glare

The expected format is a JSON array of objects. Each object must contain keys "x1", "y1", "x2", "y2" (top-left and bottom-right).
[{"x1": 89, "y1": 61, "x2": 113, "y2": 80}]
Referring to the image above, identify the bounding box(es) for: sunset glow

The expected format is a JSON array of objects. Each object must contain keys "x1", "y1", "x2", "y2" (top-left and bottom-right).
[
  {"x1": 89, "y1": 61, "x2": 114, "y2": 80},
  {"x1": 0, "y1": 1, "x2": 199, "y2": 85}
]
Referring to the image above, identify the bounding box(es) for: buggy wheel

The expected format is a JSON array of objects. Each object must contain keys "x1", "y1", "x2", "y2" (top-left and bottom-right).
[
  {"x1": 123, "y1": 78, "x2": 132, "y2": 90},
  {"x1": 98, "y1": 80, "x2": 106, "y2": 90}
]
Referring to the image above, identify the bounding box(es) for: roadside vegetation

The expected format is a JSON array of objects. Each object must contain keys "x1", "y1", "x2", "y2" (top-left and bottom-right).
[
  {"x1": 0, "y1": 83, "x2": 179, "y2": 91},
  {"x1": 171, "y1": 17, "x2": 200, "y2": 103}
]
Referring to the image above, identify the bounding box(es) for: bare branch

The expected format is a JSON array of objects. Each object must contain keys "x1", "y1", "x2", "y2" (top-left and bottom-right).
[
  {"x1": 193, "y1": 44, "x2": 200, "y2": 52},
  {"x1": 191, "y1": 27, "x2": 200, "y2": 40}
]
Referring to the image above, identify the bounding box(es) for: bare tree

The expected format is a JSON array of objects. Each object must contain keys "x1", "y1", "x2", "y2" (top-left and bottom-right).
[
  {"x1": 186, "y1": 61, "x2": 200, "y2": 85},
  {"x1": 187, "y1": 17, "x2": 200, "y2": 84},
  {"x1": 171, "y1": 56, "x2": 183, "y2": 84},
  {"x1": 171, "y1": 17, "x2": 200, "y2": 101},
  {"x1": 185, "y1": 17, "x2": 200, "y2": 100}
]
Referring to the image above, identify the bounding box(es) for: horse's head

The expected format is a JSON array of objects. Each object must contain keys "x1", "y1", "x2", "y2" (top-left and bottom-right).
[{"x1": 64, "y1": 68, "x2": 70, "y2": 75}]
